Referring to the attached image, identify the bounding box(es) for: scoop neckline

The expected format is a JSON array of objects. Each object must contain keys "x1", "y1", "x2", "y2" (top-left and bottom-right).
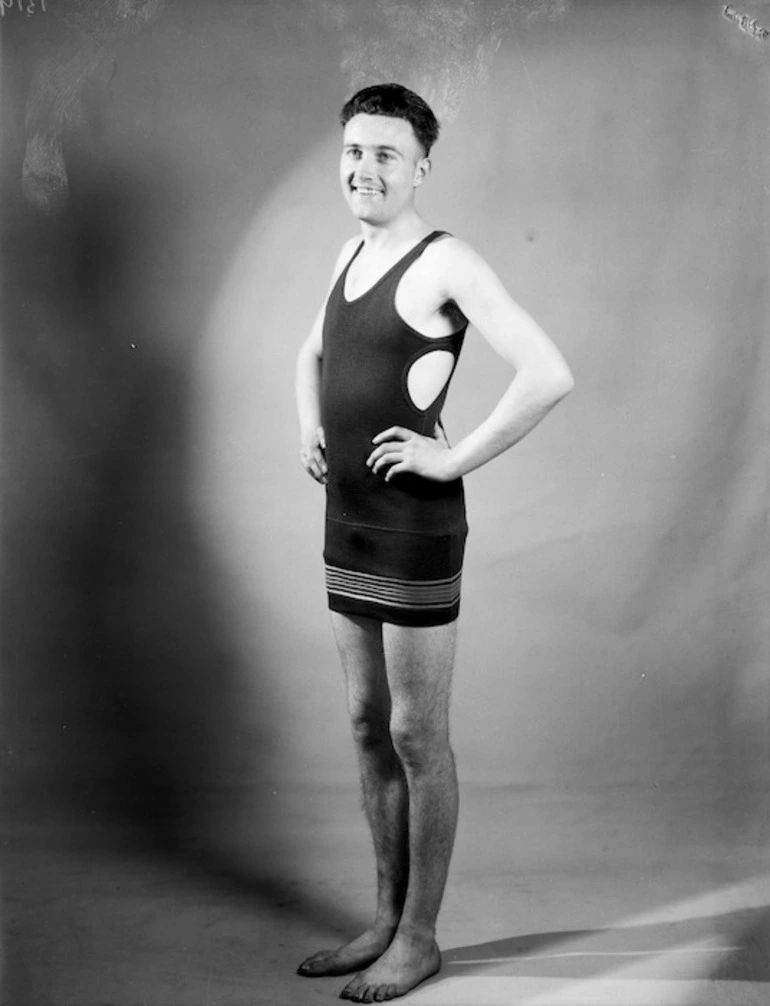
[{"x1": 341, "y1": 230, "x2": 442, "y2": 304}]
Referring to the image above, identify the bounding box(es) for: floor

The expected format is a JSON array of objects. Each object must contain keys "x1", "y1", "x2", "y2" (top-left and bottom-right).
[{"x1": 3, "y1": 783, "x2": 769, "y2": 1005}]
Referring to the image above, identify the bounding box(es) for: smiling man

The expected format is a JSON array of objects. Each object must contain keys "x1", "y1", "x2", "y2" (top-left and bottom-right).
[{"x1": 295, "y1": 83, "x2": 574, "y2": 1002}]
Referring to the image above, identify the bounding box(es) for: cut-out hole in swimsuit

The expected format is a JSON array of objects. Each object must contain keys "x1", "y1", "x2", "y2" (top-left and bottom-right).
[{"x1": 405, "y1": 350, "x2": 456, "y2": 411}]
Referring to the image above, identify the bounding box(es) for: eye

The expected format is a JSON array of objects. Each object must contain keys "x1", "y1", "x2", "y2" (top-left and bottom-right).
[
  {"x1": 346, "y1": 148, "x2": 362, "y2": 159},
  {"x1": 377, "y1": 152, "x2": 392, "y2": 163}
]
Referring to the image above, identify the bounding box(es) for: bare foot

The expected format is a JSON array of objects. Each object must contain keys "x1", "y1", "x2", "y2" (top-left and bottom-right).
[
  {"x1": 297, "y1": 926, "x2": 396, "y2": 978},
  {"x1": 339, "y1": 931, "x2": 441, "y2": 1001}
]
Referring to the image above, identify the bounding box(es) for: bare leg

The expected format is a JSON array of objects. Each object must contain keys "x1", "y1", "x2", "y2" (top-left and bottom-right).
[
  {"x1": 298, "y1": 613, "x2": 409, "y2": 977},
  {"x1": 341, "y1": 620, "x2": 458, "y2": 1003}
]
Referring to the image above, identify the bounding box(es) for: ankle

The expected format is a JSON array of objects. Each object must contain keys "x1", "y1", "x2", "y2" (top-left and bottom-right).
[
  {"x1": 394, "y1": 921, "x2": 437, "y2": 945},
  {"x1": 372, "y1": 914, "x2": 400, "y2": 935}
]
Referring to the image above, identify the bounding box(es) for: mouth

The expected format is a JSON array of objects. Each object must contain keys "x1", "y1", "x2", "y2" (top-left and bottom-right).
[{"x1": 351, "y1": 183, "x2": 383, "y2": 197}]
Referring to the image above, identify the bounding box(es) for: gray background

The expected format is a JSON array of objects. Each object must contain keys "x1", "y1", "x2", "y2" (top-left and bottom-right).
[{"x1": 2, "y1": 0, "x2": 769, "y2": 999}]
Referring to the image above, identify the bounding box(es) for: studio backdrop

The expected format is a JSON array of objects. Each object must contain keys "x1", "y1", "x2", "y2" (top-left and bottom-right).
[{"x1": 3, "y1": 0, "x2": 767, "y2": 850}]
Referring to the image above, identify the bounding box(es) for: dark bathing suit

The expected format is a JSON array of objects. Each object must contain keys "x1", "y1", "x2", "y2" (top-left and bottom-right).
[{"x1": 321, "y1": 230, "x2": 468, "y2": 626}]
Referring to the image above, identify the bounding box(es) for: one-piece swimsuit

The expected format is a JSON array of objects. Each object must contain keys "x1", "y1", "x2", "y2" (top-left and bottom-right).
[{"x1": 320, "y1": 230, "x2": 468, "y2": 626}]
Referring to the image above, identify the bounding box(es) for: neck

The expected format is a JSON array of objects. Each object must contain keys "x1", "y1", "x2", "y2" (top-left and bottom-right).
[{"x1": 358, "y1": 209, "x2": 429, "y2": 250}]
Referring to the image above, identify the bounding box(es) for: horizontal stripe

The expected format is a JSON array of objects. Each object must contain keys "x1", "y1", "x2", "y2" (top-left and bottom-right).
[
  {"x1": 328, "y1": 588, "x2": 458, "y2": 611},
  {"x1": 326, "y1": 565, "x2": 462, "y2": 590},
  {"x1": 327, "y1": 584, "x2": 459, "y2": 606},
  {"x1": 324, "y1": 575, "x2": 456, "y2": 595},
  {"x1": 325, "y1": 564, "x2": 461, "y2": 609}
]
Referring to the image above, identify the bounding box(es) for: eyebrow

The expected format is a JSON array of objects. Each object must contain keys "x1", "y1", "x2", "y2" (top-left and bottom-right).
[{"x1": 344, "y1": 143, "x2": 401, "y2": 155}]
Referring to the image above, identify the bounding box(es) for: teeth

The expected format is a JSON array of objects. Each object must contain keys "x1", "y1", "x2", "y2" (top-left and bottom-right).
[{"x1": 355, "y1": 187, "x2": 381, "y2": 195}]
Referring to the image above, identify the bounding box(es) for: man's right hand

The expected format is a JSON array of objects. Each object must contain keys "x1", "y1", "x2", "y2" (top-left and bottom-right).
[{"x1": 300, "y1": 426, "x2": 328, "y2": 484}]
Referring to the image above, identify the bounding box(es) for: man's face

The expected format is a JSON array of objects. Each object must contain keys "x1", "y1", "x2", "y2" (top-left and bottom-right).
[{"x1": 340, "y1": 113, "x2": 429, "y2": 224}]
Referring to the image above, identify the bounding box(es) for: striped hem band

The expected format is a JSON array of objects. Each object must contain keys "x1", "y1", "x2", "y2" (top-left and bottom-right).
[{"x1": 325, "y1": 565, "x2": 462, "y2": 611}]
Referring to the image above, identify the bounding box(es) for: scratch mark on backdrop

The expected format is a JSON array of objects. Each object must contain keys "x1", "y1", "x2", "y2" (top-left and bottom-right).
[
  {"x1": 722, "y1": 4, "x2": 770, "y2": 39},
  {"x1": 22, "y1": 0, "x2": 165, "y2": 211},
  {"x1": 320, "y1": 0, "x2": 571, "y2": 122}
]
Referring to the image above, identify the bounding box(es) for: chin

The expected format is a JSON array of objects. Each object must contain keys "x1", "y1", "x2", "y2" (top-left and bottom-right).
[{"x1": 349, "y1": 205, "x2": 383, "y2": 224}]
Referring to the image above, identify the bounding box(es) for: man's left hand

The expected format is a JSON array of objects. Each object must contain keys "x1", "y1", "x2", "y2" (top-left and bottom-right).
[{"x1": 367, "y1": 426, "x2": 457, "y2": 482}]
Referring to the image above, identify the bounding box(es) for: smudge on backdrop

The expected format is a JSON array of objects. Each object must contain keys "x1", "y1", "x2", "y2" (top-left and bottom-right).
[
  {"x1": 320, "y1": 0, "x2": 572, "y2": 121},
  {"x1": 22, "y1": 0, "x2": 164, "y2": 210}
]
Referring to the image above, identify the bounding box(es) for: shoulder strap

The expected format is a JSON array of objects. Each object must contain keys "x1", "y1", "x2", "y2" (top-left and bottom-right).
[
  {"x1": 342, "y1": 239, "x2": 365, "y2": 275},
  {"x1": 327, "y1": 240, "x2": 364, "y2": 303},
  {"x1": 422, "y1": 229, "x2": 449, "y2": 250},
  {"x1": 392, "y1": 229, "x2": 448, "y2": 277}
]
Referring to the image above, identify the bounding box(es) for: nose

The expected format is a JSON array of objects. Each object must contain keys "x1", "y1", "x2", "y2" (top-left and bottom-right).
[{"x1": 356, "y1": 150, "x2": 377, "y2": 178}]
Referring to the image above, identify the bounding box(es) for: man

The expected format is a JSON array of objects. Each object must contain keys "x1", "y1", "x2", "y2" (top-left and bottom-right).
[{"x1": 295, "y1": 83, "x2": 573, "y2": 1002}]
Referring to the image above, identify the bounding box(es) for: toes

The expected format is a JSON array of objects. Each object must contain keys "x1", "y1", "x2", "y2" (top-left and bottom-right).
[
  {"x1": 340, "y1": 976, "x2": 361, "y2": 1000},
  {"x1": 297, "y1": 952, "x2": 329, "y2": 975},
  {"x1": 300, "y1": 951, "x2": 326, "y2": 966},
  {"x1": 367, "y1": 981, "x2": 402, "y2": 1001},
  {"x1": 343, "y1": 979, "x2": 368, "y2": 1003}
]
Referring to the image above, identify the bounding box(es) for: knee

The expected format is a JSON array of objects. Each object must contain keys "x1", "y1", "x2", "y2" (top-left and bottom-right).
[
  {"x1": 389, "y1": 711, "x2": 450, "y2": 772},
  {"x1": 348, "y1": 703, "x2": 391, "y2": 751}
]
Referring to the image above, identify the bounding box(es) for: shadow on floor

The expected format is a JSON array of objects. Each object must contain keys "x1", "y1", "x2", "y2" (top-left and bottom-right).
[
  {"x1": 1, "y1": 23, "x2": 361, "y2": 1004},
  {"x1": 710, "y1": 906, "x2": 770, "y2": 983},
  {"x1": 442, "y1": 905, "x2": 770, "y2": 982},
  {"x1": 186, "y1": 846, "x2": 368, "y2": 938}
]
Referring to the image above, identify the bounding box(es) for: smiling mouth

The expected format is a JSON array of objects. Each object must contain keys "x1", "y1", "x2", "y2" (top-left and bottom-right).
[{"x1": 352, "y1": 185, "x2": 383, "y2": 196}]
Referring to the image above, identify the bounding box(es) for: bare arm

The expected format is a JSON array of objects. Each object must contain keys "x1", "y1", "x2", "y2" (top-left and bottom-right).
[
  {"x1": 368, "y1": 238, "x2": 574, "y2": 481},
  {"x1": 437, "y1": 239, "x2": 574, "y2": 478},
  {"x1": 296, "y1": 306, "x2": 327, "y2": 483},
  {"x1": 296, "y1": 238, "x2": 359, "y2": 484}
]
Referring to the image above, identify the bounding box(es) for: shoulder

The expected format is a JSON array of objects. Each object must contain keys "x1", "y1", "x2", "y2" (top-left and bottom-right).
[
  {"x1": 423, "y1": 234, "x2": 502, "y2": 300},
  {"x1": 333, "y1": 236, "x2": 361, "y2": 273},
  {"x1": 323, "y1": 236, "x2": 361, "y2": 293},
  {"x1": 428, "y1": 234, "x2": 487, "y2": 270},
  {"x1": 340, "y1": 234, "x2": 362, "y2": 257}
]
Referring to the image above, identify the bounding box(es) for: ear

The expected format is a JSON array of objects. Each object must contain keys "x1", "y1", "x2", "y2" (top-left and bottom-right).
[{"x1": 414, "y1": 157, "x2": 431, "y2": 187}]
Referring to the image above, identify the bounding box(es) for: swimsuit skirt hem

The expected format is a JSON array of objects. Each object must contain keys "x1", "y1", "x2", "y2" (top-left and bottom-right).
[
  {"x1": 327, "y1": 593, "x2": 460, "y2": 627},
  {"x1": 324, "y1": 516, "x2": 467, "y2": 627}
]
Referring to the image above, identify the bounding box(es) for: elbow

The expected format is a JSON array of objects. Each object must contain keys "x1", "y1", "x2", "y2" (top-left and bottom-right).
[
  {"x1": 517, "y1": 350, "x2": 575, "y2": 407},
  {"x1": 551, "y1": 365, "x2": 575, "y2": 402},
  {"x1": 536, "y1": 362, "x2": 574, "y2": 407}
]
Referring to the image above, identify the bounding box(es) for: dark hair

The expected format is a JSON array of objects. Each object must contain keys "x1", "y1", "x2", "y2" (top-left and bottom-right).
[{"x1": 340, "y1": 83, "x2": 440, "y2": 156}]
